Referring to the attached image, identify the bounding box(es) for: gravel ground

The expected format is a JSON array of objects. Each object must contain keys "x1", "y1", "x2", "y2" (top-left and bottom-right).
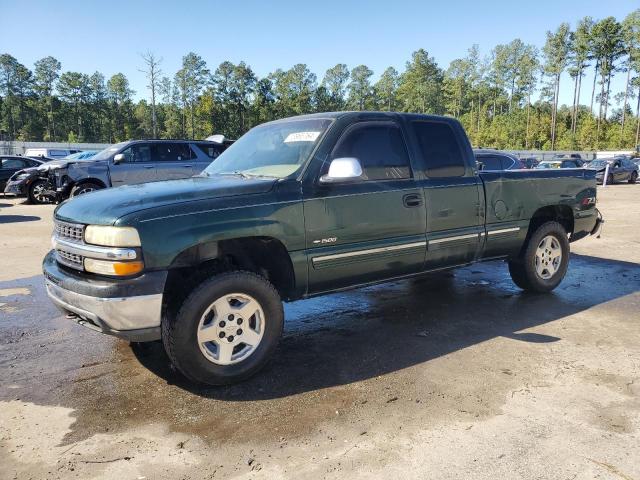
[{"x1": 0, "y1": 184, "x2": 639, "y2": 480}]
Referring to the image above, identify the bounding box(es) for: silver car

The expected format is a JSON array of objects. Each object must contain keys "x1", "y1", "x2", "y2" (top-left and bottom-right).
[{"x1": 43, "y1": 139, "x2": 230, "y2": 200}]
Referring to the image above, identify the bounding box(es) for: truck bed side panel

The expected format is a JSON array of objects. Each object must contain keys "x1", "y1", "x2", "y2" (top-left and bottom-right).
[{"x1": 479, "y1": 169, "x2": 598, "y2": 258}]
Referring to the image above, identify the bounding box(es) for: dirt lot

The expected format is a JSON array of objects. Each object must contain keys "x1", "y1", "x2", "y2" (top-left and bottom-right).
[{"x1": 1, "y1": 185, "x2": 639, "y2": 480}]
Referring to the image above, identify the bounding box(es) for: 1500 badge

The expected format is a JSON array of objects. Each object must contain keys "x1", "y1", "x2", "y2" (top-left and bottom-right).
[{"x1": 313, "y1": 237, "x2": 337, "y2": 244}]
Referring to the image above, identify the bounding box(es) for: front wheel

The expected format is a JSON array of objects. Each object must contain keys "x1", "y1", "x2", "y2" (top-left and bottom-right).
[
  {"x1": 508, "y1": 221, "x2": 569, "y2": 293},
  {"x1": 28, "y1": 179, "x2": 53, "y2": 204},
  {"x1": 70, "y1": 182, "x2": 103, "y2": 197},
  {"x1": 162, "y1": 271, "x2": 284, "y2": 385},
  {"x1": 629, "y1": 172, "x2": 637, "y2": 184}
]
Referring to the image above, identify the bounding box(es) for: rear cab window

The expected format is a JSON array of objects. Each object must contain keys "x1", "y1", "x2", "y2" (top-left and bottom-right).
[{"x1": 411, "y1": 121, "x2": 467, "y2": 177}]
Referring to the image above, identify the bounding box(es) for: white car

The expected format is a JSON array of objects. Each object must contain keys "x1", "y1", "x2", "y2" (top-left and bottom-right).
[{"x1": 23, "y1": 148, "x2": 81, "y2": 159}]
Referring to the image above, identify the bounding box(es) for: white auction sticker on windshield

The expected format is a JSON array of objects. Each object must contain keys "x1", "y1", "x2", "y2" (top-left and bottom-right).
[{"x1": 284, "y1": 131, "x2": 321, "y2": 143}]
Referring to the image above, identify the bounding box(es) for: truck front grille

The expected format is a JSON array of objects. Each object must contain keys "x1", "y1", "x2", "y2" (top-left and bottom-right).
[
  {"x1": 56, "y1": 249, "x2": 83, "y2": 269},
  {"x1": 53, "y1": 220, "x2": 85, "y2": 270},
  {"x1": 54, "y1": 221, "x2": 84, "y2": 242}
]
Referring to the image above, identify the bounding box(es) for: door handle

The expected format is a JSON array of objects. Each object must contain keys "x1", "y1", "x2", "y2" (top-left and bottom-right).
[
  {"x1": 403, "y1": 193, "x2": 423, "y2": 208},
  {"x1": 182, "y1": 164, "x2": 193, "y2": 168},
  {"x1": 143, "y1": 165, "x2": 154, "y2": 169}
]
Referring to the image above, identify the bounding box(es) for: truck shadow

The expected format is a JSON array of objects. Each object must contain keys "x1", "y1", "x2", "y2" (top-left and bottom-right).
[{"x1": 132, "y1": 252, "x2": 640, "y2": 400}]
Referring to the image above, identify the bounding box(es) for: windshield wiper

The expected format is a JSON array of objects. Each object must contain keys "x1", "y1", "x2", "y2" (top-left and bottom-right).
[{"x1": 214, "y1": 171, "x2": 253, "y2": 179}]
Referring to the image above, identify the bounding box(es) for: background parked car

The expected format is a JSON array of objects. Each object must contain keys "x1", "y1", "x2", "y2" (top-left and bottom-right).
[
  {"x1": 46, "y1": 138, "x2": 230, "y2": 200},
  {"x1": 536, "y1": 159, "x2": 584, "y2": 169},
  {"x1": 0, "y1": 156, "x2": 44, "y2": 191},
  {"x1": 4, "y1": 153, "x2": 98, "y2": 203},
  {"x1": 63, "y1": 150, "x2": 99, "y2": 160},
  {"x1": 473, "y1": 149, "x2": 524, "y2": 170},
  {"x1": 519, "y1": 157, "x2": 540, "y2": 169},
  {"x1": 552, "y1": 153, "x2": 583, "y2": 160},
  {"x1": 587, "y1": 157, "x2": 638, "y2": 184},
  {"x1": 23, "y1": 147, "x2": 81, "y2": 159}
]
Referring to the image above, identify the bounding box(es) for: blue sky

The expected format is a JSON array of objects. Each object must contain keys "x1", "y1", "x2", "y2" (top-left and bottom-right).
[{"x1": 2, "y1": 0, "x2": 637, "y2": 108}]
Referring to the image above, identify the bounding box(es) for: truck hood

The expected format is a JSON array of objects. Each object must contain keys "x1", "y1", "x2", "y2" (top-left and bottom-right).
[{"x1": 54, "y1": 176, "x2": 277, "y2": 225}]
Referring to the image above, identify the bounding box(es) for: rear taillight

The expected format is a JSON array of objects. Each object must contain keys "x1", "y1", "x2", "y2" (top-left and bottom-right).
[{"x1": 581, "y1": 196, "x2": 596, "y2": 206}]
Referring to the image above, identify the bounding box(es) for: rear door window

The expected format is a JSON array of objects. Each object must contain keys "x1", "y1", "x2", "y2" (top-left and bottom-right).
[
  {"x1": 330, "y1": 123, "x2": 411, "y2": 181},
  {"x1": 153, "y1": 143, "x2": 195, "y2": 162},
  {"x1": 412, "y1": 121, "x2": 466, "y2": 177}
]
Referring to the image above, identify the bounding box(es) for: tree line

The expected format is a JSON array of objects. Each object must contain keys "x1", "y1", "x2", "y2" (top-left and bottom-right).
[{"x1": 1, "y1": 9, "x2": 639, "y2": 151}]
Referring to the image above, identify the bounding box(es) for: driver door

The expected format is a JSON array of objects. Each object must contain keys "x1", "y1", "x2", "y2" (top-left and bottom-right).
[
  {"x1": 109, "y1": 143, "x2": 157, "y2": 186},
  {"x1": 303, "y1": 121, "x2": 427, "y2": 294}
]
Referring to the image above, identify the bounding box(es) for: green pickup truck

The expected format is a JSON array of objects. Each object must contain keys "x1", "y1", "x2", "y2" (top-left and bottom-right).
[{"x1": 44, "y1": 112, "x2": 603, "y2": 385}]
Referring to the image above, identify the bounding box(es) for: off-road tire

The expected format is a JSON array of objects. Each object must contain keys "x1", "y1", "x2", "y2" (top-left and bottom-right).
[
  {"x1": 70, "y1": 182, "x2": 103, "y2": 197},
  {"x1": 508, "y1": 221, "x2": 569, "y2": 293},
  {"x1": 162, "y1": 271, "x2": 284, "y2": 385}
]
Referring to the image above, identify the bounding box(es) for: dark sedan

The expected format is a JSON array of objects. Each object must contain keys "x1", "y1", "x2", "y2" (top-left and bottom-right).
[
  {"x1": 473, "y1": 149, "x2": 524, "y2": 170},
  {"x1": 587, "y1": 157, "x2": 638, "y2": 184},
  {"x1": 1, "y1": 156, "x2": 43, "y2": 191}
]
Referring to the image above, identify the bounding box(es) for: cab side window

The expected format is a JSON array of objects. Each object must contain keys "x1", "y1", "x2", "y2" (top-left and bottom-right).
[
  {"x1": 412, "y1": 121, "x2": 466, "y2": 177},
  {"x1": 330, "y1": 123, "x2": 411, "y2": 181}
]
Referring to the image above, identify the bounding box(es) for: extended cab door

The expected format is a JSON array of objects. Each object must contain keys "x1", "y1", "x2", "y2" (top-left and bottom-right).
[
  {"x1": 303, "y1": 120, "x2": 427, "y2": 294},
  {"x1": 407, "y1": 119, "x2": 483, "y2": 268},
  {"x1": 109, "y1": 143, "x2": 157, "y2": 186}
]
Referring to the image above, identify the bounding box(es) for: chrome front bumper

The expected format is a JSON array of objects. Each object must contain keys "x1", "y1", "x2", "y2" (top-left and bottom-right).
[{"x1": 45, "y1": 279, "x2": 162, "y2": 341}]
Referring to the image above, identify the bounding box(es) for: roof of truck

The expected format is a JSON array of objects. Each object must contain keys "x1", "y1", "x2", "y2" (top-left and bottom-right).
[{"x1": 266, "y1": 111, "x2": 456, "y2": 124}]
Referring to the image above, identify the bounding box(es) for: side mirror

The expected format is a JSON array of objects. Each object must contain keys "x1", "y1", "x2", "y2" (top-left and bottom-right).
[
  {"x1": 113, "y1": 153, "x2": 125, "y2": 165},
  {"x1": 477, "y1": 161, "x2": 485, "y2": 171},
  {"x1": 319, "y1": 157, "x2": 363, "y2": 184}
]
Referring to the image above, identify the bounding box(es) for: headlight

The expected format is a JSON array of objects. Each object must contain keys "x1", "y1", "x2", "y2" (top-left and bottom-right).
[
  {"x1": 84, "y1": 258, "x2": 144, "y2": 276},
  {"x1": 16, "y1": 173, "x2": 30, "y2": 180},
  {"x1": 84, "y1": 225, "x2": 141, "y2": 247}
]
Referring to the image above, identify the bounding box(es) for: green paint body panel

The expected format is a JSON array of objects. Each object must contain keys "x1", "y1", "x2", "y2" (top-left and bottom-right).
[{"x1": 53, "y1": 112, "x2": 599, "y2": 301}]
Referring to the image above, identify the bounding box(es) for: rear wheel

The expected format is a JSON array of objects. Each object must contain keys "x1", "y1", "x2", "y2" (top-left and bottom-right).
[
  {"x1": 28, "y1": 179, "x2": 53, "y2": 204},
  {"x1": 70, "y1": 182, "x2": 103, "y2": 197},
  {"x1": 508, "y1": 221, "x2": 569, "y2": 293},
  {"x1": 162, "y1": 271, "x2": 284, "y2": 385}
]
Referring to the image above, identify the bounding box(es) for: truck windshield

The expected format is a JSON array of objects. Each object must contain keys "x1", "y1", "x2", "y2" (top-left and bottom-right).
[{"x1": 203, "y1": 118, "x2": 332, "y2": 179}]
